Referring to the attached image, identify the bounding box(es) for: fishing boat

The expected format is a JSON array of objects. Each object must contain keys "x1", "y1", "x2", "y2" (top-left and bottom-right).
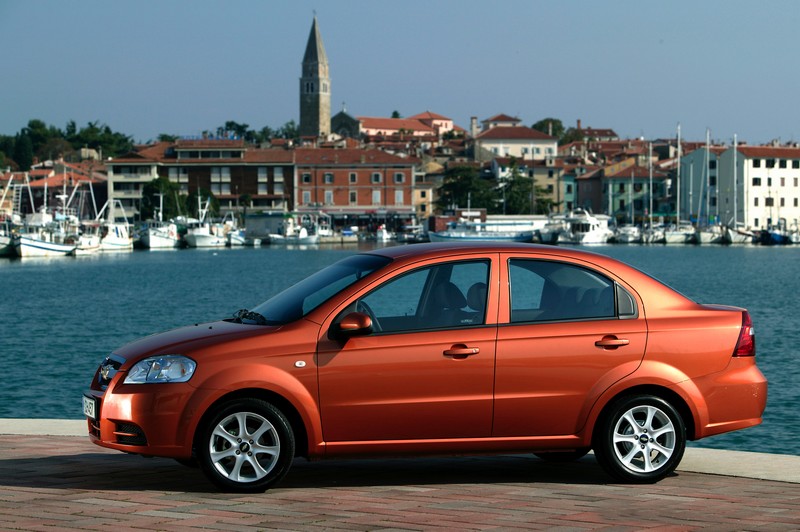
[
  {"x1": 664, "y1": 220, "x2": 697, "y2": 244},
  {"x1": 13, "y1": 211, "x2": 77, "y2": 257},
  {"x1": 140, "y1": 220, "x2": 182, "y2": 249},
  {"x1": 268, "y1": 214, "x2": 320, "y2": 245},
  {"x1": 184, "y1": 201, "x2": 230, "y2": 248},
  {"x1": 73, "y1": 223, "x2": 102, "y2": 255}
]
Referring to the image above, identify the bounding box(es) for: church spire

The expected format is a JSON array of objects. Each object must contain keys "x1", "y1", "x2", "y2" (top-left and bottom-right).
[{"x1": 299, "y1": 16, "x2": 331, "y2": 138}]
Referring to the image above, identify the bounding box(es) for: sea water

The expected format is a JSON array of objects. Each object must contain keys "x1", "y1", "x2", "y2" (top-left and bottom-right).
[{"x1": 0, "y1": 243, "x2": 795, "y2": 455}]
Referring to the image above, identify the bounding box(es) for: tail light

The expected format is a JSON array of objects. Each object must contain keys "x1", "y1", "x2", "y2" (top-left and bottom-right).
[{"x1": 733, "y1": 311, "x2": 756, "y2": 357}]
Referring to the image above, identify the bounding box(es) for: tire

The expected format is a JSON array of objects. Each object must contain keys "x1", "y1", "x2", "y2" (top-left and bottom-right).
[
  {"x1": 534, "y1": 448, "x2": 591, "y2": 462},
  {"x1": 593, "y1": 395, "x2": 685, "y2": 483},
  {"x1": 197, "y1": 398, "x2": 295, "y2": 492}
]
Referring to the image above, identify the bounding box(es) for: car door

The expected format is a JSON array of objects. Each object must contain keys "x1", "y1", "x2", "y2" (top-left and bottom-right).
[
  {"x1": 316, "y1": 256, "x2": 498, "y2": 443},
  {"x1": 493, "y1": 255, "x2": 647, "y2": 437}
]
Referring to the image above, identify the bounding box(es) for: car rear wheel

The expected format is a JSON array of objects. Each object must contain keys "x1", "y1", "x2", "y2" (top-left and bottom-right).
[
  {"x1": 593, "y1": 395, "x2": 685, "y2": 483},
  {"x1": 198, "y1": 398, "x2": 295, "y2": 492}
]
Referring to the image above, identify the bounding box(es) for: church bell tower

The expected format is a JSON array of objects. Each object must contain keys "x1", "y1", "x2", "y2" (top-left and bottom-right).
[{"x1": 299, "y1": 16, "x2": 331, "y2": 139}]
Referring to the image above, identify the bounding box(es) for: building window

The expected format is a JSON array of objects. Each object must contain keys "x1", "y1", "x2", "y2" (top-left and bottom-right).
[
  {"x1": 302, "y1": 191, "x2": 311, "y2": 204},
  {"x1": 349, "y1": 172, "x2": 357, "y2": 183},
  {"x1": 752, "y1": 177, "x2": 761, "y2": 186},
  {"x1": 709, "y1": 160, "x2": 717, "y2": 170},
  {"x1": 753, "y1": 159, "x2": 761, "y2": 168},
  {"x1": 394, "y1": 190, "x2": 404, "y2": 205},
  {"x1": 349, "y1": 191, "x2": 357, "y2": 205},
  {"x1": 394, "y1": 172, "x2": 404, "y2": 184},
  {"x1": 258, "y1": 182, "x2": 268, "y2": 194},
  {"x1": 548, "y1": 170, "x2": 554, "y2": 178},
  {"x1": 372, "y1": 189, "x2": 381, "y2": 205},
  {"x1": 779, "y1": 159, "x2": 787, "y2": 168},
  {"x1": 781, "y1": 177, "x2": 785, "y2": 187},
  {"x1": 780, "y1": 197, "x2": 785, "y2": 207},
  {"x1": 371, "y1": 172, "x2": 381, "y2": 184},
  {"x1": 274, "y1": 167, "x2": 284, "y2": 182},
  {"x1": 754, "y1": 197, "x2": 759, "y2": 206},
  {"x1": 566, "y1": 184, "x2": 573, "y2": 194},
  {"x1": 302, "y1": 173, "x2": 312, "y2": 184},
  {"x1": 765, "y1": 197, "x2": 774, "y2": 207},
  {"x1": 618, "y1": 183, "x2": 625, "y2": 193},
  {"x1": 710, "y1": 176, "x2": 716, "y2": 186},
  {"x1": 766, "y1": 159, "x2": 775, "y2": 168},
  {"x1": 274, "y1": 182, "x2": 283, "y2": 195},
  {"x1": 795, "y1": 198, "x2": 798, "y2": 207},
  {"x1": 793, "y1": 160, "x2": 800, "y2": 169},
  {"x1": 420, "y1": 190, "x2": 427, "y2": 198},
  {"x1": 522, "y1": 147, "x2": 529, "y2": 154},
  {"x1": 210, "y1": 167, "x2": 231, "y2": 194},
  {"x1": 768, "y1": 177, "x2": 772, "y2": 187},
  {"x1": 324, "y1": 173, "x2": 334, "y2": 184},
  {"x1": 324, "y1": 190, "x2": 333, "y2": 205},
  {"x1": 258, "y1": 167, "x2": 268, "y2": 182}
]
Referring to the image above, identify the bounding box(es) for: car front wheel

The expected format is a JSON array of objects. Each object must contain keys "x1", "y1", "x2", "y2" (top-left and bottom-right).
[
  {"x1": 198, "y1": 398, "x2": 295, "y2": 492},
  {"x1": 593, "y1": 395, "x2": 685, "y2": 483}
]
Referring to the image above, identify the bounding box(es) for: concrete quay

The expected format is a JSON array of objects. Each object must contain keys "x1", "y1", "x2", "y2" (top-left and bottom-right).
[{"x1": 1, "y1": 419, "x2": 798, "y2": 530}]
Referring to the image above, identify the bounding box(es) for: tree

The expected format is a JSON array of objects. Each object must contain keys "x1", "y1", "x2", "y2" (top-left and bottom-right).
[
  {"x1": 276, "y1": 120, "x2": 299, "y2": 140},
  {"x1": 559, "y1": 127, "x2": 584, "y2": 145},
  {"x1": 531, "y1": 118, "x2": 564, "y2": 140},
  {"x1": 158, "y1": 133, "x2": 179, "y2": 142},
  {"x1": 498, "y1": 159, "x2": 534, "y2": 214},
  {"x1": 391, "y1": 110, "x2": 402, "y2": 119},
  {"x1": 13, "y1": 133, "x2": 33, "y2": 171},
  {"x1": 436, "y1": 165, "x2": 495, "y2": 212},
  {"x1": 140, "y1": 177, "x2": 185, "y2": 221}
]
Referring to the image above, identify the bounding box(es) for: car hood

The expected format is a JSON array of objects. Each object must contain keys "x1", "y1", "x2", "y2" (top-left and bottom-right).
[{"x1": 114, "y1": 320, "x2": 282, "y2": 365}]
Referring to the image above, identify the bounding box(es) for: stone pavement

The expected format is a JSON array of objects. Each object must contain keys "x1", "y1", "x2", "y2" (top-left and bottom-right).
[{"x1": 0, "y1": 420, "x2": 798, "y2": 530}]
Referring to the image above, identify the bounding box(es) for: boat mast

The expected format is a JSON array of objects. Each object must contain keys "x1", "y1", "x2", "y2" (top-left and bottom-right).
[
  {"x1": 705, "y1": 128, "x2": 711, "y2": 226},
  {"x1": 648, "y1": 142, "x2": 653, "y2": 229},
  {"x1": 733, "y1": 133, "x2": 738, "y2": 226},
  {"x1": 676, "y1": 123, "x2": 681, "y2": 224}
]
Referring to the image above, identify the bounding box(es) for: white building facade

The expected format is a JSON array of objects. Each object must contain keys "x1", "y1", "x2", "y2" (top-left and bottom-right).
[{"x1": 717, "y1": 146, "x2": 800, "y2": 230}]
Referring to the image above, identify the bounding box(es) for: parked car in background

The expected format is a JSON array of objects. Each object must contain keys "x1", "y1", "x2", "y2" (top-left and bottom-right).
[{"x1": 84, "y1": 243, "x2": 767, "y2": 491}]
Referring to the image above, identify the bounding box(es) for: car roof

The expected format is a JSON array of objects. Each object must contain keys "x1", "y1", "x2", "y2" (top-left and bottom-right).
[{"x1": 367, "y1": 242, "x2": 612, "y2": 263}]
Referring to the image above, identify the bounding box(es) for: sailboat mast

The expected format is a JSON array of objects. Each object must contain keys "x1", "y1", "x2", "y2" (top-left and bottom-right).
[
  {"x1": 733, "y1": 133, "x2": 738, "y2": 226},
  {"x1": 705, "y1": 128, "x2": 711, "y2": 225},
  {"x1": 649, "y1": 142, "x2": 653, "y2": 229},
  {"x1": 676, "y1": 124, "x2": 681, "y2": 224}
]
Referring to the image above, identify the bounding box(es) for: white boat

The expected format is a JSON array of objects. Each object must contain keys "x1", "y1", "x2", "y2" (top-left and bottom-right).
[
  {"x1": 13, "y1": 211, "x2": 77, "y2": 258},
  {"x1": 614, "y1": 224, "x2": 642, "y2": 244},
  {"x1": 664, "y1": 220, "x2": 697, "y2": 244},
  {"x1": 643, "y1": 224, "x2": 666, "y2": 244},
  {"x1": 0, "y1": 221, "x2": 14, "y2": 257},
  {"x1": 74, "y1": 224, "x2": 102, "y2": 255},
  {"x1": 558, "y1": 209, "x2": 614, "y2": 244},
  {"x1": 268, "y1": 225, "x2": 320, "y2": 245},
  {"x1": 99, "y1": 222, "x2": 134, "y2": 252},
  {"x1": 696, "y1": 224, "x2": 726, "y2": 245},
  {"x1": 140, "y1": 221, "x2": 182, "y2": 249},
  {"x1": 184, "y1": 200, "x2": 229, "y2": 248},
  {"x1": 227, "y1": 229, "x2": 247, "y2": 246},
  {"x1": 725, "y1": 223, "x2": 755, "y2": 245},
  {"x1": 429, "y1": 220, "x2": 534, "y2": 243}
]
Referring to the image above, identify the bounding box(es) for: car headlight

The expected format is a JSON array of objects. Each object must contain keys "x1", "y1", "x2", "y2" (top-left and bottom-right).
[{"x1": 124, "y1": 355, "x2": 196, "y2": 384}]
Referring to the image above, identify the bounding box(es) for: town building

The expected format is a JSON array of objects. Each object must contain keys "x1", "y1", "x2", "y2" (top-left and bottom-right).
[
  {"x1": 473, "y1": 114, "x2": 557, "y2": 163},
  {"x1": 717, "y1": 145, "x2": 800, "y2": 230}
]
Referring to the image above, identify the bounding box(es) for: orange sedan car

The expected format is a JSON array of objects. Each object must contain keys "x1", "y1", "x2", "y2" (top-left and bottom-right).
[{"x1": 84, "y1": 243, "x2": 767, "y2": 491}]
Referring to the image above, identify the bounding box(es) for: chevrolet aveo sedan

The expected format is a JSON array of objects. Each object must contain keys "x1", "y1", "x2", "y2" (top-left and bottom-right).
[{"x1": 84, "y1": 243, "x2": 767, "y2": 492}]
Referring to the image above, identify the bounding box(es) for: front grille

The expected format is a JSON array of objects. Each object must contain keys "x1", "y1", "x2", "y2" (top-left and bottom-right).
[{"x1": 114, "y1": 422, "x2": 147, "y2": 446}]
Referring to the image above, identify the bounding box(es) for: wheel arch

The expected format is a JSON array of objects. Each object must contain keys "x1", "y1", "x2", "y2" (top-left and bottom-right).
[
  {"x1": 192, "y1": 388, "x2": 310, "y2": 460},
  {"x1": 589, "y1": 384, "x2": 696, "y2": 443}
]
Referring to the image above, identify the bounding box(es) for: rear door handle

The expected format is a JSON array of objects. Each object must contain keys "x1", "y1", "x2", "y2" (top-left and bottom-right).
[
  {"x1": 443, "y1": 345, "x2": 480, "y2": 359},
  {"x1": 595, "y1": 336, "x2": 630, "y2": 350}
]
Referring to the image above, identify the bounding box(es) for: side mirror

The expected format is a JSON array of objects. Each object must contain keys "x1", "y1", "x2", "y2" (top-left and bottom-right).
[{"x1": 332, "y1": 312, "x2": 373, "y2": 339}]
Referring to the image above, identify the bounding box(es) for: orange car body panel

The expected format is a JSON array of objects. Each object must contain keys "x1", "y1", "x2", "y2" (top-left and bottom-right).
[{"x1": 86, "y1": 243, "x2": 767, "y2": 461}]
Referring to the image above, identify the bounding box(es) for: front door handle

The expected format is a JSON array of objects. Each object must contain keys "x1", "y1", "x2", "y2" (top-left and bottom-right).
[
  {"x1": 443, "y1": 345, "x2": 480, "y2": 359},
  {"x1": 595, "y1": 336, "x2": 630, "y2": 350}
]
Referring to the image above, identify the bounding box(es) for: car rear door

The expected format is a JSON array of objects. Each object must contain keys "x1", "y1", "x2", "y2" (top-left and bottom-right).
[{"x1": 492, "y1": 254, "x2": 647, "y2": 437}]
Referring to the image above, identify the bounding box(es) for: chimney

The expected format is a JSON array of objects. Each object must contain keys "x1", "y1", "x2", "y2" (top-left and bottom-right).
[
  {"x1": 577, "y1": 119, "x2": 582, "y2": 131},
  {"x1": 470, "y1": 117, "x2": 478, "y2": 138}
]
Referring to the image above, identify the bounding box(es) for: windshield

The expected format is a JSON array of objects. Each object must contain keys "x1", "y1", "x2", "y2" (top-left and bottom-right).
[{"x1": 249, "y1": 254, "x2": 392, "y2": 325}]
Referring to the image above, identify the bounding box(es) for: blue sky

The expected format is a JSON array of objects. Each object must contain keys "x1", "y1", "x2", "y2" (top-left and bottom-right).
[{"x1": 1, "y1": 0, "x2": 797, "y2": 145}]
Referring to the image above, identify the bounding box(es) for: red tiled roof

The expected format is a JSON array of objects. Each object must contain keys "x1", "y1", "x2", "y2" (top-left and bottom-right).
[
  {"x1": 476, "y1": 126, "x2": 555, "y2": 141},
  {"x1": 358, "y1": 117, "x2": 435, "y2": 133},
  {"x1": 175, "y1": 138, "x2": 246, "y2": 149},
  {"x1": 484, "y1": 114, "x2": 520, "y2": 123},
  {"x1": 604, "y1": 164, "x2": 667, "y2": 179},
  {"x1": 27, "y1": 172, "x2": 104, "y2": 187},
  {"x1": 408, "y1": 111, "x2": 451, "y2": 121},
  {"x1": 736, "y1": 146, "x2": 800, "y2": 158}
]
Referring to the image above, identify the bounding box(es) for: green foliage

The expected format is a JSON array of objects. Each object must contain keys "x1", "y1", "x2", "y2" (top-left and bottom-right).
[
  {"x1": 391, "y1": 110, "x2": 402, "y2": 119},
  {"x1": 140, "y1": 177, "x2": 187, "y2": 221},
  {"x1": 560, "y1": 127, "x2": 584, "y2": 145},
  {"x1": 497, "y1": 159, "x2": 534, "y2": 214},
  {"x1": 435, "y1": 165, "x2": 496, "y2": 212},
  {"x1": 531, "y1": 118, "x2": 564, "y2": 140},
  {"x1": 13, "y1": 133, "x2": 33, "y2": 171}
]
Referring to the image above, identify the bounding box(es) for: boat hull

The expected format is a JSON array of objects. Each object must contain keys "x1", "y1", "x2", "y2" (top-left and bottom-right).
[{"x1": 14, "y1": 235, "x2": 76, "y2": 257}]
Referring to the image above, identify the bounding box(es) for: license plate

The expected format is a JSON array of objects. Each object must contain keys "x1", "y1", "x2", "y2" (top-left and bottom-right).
[{"x1": 83, "y1": 395, "x2": 97, "y2": 420}]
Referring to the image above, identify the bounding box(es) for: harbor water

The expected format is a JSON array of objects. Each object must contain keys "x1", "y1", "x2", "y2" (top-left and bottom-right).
[{"x1": 0, "y1": 243, "x2": 796, "y2": 456}]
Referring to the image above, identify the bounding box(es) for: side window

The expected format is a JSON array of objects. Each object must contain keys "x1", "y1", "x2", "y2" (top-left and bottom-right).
[
  {"x1": 509, "y1": 259, "x2": 616, "y2": 323},
  {"x1": 357, "y1": 260, "x2": 490, "y2": 333}
]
